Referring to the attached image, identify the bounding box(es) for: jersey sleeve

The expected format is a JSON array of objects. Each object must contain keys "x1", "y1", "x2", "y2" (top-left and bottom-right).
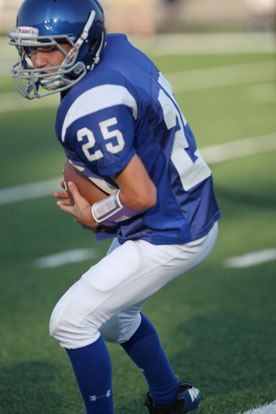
[{"x1": 61, "y1": 84, "x2": 138, "y2": 177}]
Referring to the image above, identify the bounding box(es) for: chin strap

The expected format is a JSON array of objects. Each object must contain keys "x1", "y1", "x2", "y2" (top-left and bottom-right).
[{"x1": 67, "y1": 10, "x2": 96, "y2": 62}]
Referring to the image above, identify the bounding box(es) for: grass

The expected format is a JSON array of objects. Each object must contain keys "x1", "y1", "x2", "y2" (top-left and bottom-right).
[{"x1": 0, "y1": 38, "x2": 275, "y2": 413}]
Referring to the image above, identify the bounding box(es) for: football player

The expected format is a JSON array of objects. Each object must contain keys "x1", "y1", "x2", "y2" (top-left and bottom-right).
[{"x1": 9, "y1": 0, "x2": 221, "y2": 413}]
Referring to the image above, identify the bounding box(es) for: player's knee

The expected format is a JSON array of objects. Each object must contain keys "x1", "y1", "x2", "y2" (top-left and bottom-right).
[
  {"x1": 49, "y1": 305, "x2": 67, "y2": 344},
  {"x1": 49, "y1": 306, "x2": 100, "y2": 348},
  {"x1": 100, "y1": 316, "x2": 121, "y2": 343},
  {"x1": 49, "y1": 288, "x2": 100, "y2": 348},
  {"x1": 100, "y1": 312, "x2": 141, "y2": 344}
]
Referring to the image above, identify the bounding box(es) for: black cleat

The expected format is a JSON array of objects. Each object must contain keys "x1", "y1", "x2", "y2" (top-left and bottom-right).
[{"x1": 144, "y1": 382, "x2": 200, "y2": 414}]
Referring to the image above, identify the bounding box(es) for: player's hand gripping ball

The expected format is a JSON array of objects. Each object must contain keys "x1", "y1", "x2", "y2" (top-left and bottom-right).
[{"x1": 64, "y1": 160, "x2": 107, "y2": 205}]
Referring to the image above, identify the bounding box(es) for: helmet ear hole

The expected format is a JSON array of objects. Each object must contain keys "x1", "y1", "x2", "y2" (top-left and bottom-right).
[{"x1": 88, "y1": 39, "x2": 96, "y2": 53}]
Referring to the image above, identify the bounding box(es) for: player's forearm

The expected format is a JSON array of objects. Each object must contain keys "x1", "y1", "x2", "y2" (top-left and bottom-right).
[{"x1": 112, "y1": 153, "x2": 157, "y2": 212}]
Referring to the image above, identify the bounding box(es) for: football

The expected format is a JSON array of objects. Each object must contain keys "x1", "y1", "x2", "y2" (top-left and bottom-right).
[{"x1": 64, "y1": 160, "x2": 108, "y2": 205}]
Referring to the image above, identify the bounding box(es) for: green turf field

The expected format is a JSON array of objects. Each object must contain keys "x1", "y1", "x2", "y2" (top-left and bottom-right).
[{"x1": 0, "y1": 33, "x2": 275, "y2": 414}]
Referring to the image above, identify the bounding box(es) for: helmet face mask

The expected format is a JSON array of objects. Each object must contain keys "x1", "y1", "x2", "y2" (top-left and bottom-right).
[
  {"x1": 9, "y1": 32, "x2": 87, "y2": 99},
  {"x1": 8, "y1": 0, "x2": 106, "y2": 99}
]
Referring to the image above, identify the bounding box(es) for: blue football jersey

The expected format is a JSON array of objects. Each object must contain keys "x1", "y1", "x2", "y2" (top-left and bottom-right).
[{"x1": 55, "y1": 33, "x2": 220, "y2": 245}]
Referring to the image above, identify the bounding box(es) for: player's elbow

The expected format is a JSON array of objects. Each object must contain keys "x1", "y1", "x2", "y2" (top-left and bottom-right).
[
  {"x1": 145, "y1": 187, "x2": 157, "y2": 209},
  {"x1": 135, "y1": 185, "x2": 157, "y2": 211},
  {"x1": 119, "y1": 181, "x2": 157, "y2": 212}
]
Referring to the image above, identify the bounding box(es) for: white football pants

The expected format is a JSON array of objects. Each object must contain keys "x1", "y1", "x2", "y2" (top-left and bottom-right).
[{"x1": 49, "y1": 222, "x2": 218, "y2": 349}]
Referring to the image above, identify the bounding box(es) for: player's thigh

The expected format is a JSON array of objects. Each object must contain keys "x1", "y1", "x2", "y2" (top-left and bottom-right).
[
  {"x1": 51, "y1": 222, "x2": 218, "y2": 345},
  {"x1": 50, "y1": 238, "x2": 151, "y2": 344},
  {"x1": 89, "y1": 221, "x2": 218, "y2": 332}
]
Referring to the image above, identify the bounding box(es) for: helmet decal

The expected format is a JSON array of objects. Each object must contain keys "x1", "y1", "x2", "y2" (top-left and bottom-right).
[{"x1": 17, "y1": 27, "x2": 39, "y2": 36}]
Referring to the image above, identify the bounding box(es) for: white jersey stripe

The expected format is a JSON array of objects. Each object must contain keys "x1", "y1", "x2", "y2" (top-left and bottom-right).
[{"x1": 61, "y1": 84, "x2": 138, "y2": 142}]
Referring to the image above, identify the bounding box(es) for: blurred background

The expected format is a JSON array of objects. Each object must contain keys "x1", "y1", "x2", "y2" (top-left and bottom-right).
[
  {"x1": 0, "y1": 0, "x2": 276, "y2": 36},
  {"x1": 1, "y1": 0, "x2": 276, "y2": 34}
]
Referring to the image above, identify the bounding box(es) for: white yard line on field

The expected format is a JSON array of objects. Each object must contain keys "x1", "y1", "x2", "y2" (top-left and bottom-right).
[
  {"x1": 238, "y1": 400, "x2": 276, "y2": 414},
  {"x1": 37, "y1": 247, "x2": 276, "y2": 270},
  {"x1": 131, "y1": 32, "x2": 276, "y2": 55},
  {"x1": 169, "y1": 61, "x2": 275, "y2": 92},
  {"x1": 200, "y1": 133, "x2": 276, "y2": 164},
  {"x1": 0, "y1": 92, "x2": 59, "y2": 113},
  {"x1": 0, "y1": 60, "x2": 274, "y2": 113},
  {"x1": 245, "y1": 83, "x2": 276, "y2": 104},
  {"x1": 225, "y1": 248, "x2": 276, "y2": 268},
  {"x1": 0, "y1": 177, "x2": 61, "y2": 205},
  {"x1": 34, "y1": 248, "x2": 98, "y2": 268},
  {"x1": 0, "y1": 132, "x2": 275, "y2": 206}
]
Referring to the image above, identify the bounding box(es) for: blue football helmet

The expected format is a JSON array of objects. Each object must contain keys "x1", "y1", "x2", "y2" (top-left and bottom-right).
[{"x1": 8, "y1": 0, "x2": 106, "y2": 99}]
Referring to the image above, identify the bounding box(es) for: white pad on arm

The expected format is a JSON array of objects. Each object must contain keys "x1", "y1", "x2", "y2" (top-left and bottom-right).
[{"x1": 91, "y1": 190, "x2": 139, "y2": 227}]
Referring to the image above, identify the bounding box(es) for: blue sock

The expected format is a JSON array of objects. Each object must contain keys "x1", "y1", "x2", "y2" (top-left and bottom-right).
[
  {"x1": 66, "y1": 336, "x2": 113, "y2": 414},
  {"x1": 121, "y1": 313, "x2": 179, "y2": 406}
]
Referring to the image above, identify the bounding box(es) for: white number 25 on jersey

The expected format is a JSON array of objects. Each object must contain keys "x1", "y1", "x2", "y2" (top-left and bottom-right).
[
  {"x1": 158, "y1": 73, "x2": 211, "y2": 191},
  {"x1": 77, "y1": 117, "x2": 125, "y2": 162}
]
